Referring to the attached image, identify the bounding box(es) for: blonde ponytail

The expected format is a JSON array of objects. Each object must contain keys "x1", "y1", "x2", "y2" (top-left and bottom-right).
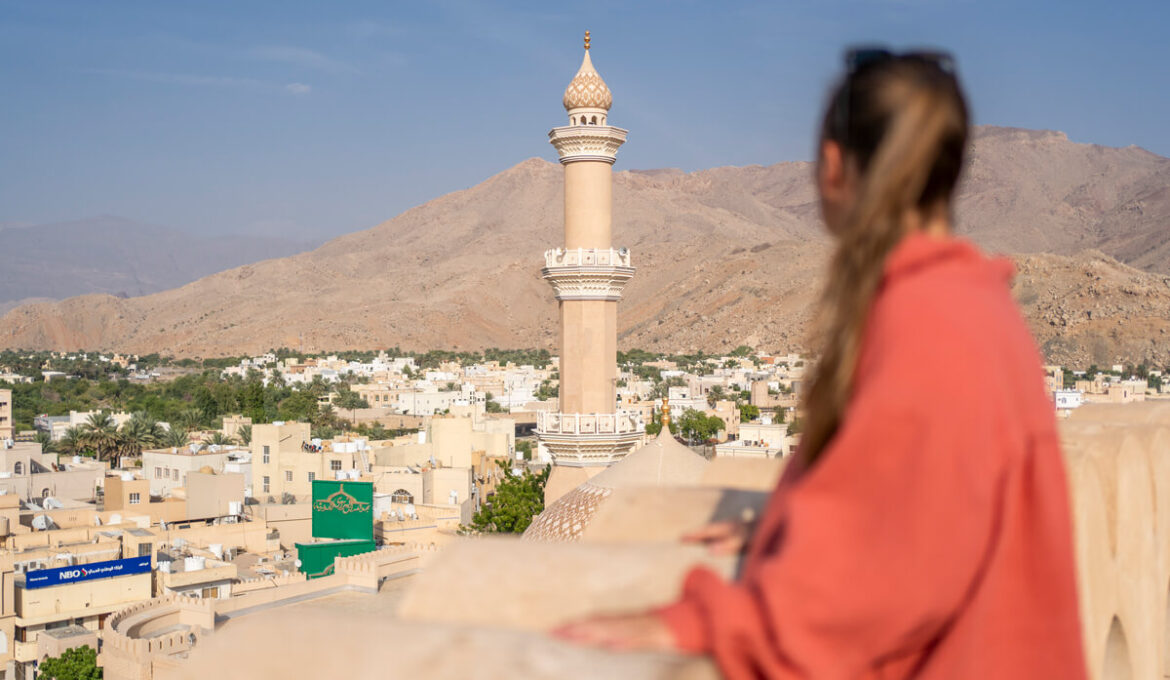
[{"x1": 801, "y1": 60, "x2": 969, "y2": 464}]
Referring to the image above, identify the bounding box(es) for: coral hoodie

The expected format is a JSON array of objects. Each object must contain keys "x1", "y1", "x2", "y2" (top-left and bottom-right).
[{"x1": 658, "y1": 233, "x2": 1087, "y2": 679}]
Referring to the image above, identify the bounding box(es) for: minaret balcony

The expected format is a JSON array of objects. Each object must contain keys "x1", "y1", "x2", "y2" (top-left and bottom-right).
[
  {"x1": 548, "y1": 125, "x2": 628, "y2": 164},
  {"x1": 544, "y1": 247, "x2": 631, "y2": 268},
  {"x1": 542, "y1": 248, "x2": 635, "y2": 301},
  {"x1": 536, "y1": 410, "x2": 645, "y2": 466},
  {"x1": 537, "y1": 410, "x2": 642, "y2": 436}
]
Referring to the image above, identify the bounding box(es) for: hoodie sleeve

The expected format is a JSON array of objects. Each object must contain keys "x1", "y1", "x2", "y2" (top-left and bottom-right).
[{"x1": 656, "y1": 352, "x2": 1006, "y2": 678}]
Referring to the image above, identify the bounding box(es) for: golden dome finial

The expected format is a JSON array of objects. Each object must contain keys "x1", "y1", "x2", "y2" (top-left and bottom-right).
[
  {"x1": 660, "y1": 396, "x2": 671, "y2": 429},
  {"x1": 584, "y1": 30, "x2": 591, "y2": 51}
]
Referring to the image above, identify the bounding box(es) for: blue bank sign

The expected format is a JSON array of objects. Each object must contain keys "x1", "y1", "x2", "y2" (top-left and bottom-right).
[{"x1": 25, "y1": 556, "x2": 152, "y2": 590}]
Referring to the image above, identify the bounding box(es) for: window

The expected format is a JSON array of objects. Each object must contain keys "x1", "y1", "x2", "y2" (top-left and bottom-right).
[
  {"x1": 263, "y1": 445, "x2": 270, "y2": 464},
  {"x1": 307, "y1": 472, "x2": 315, "y2": 482},
  {"x1": 129, "y1": 492, "x2": 141, "y2": 505},
  {"x1": 285, "y1": 470, "x2": 292, "y2": 483},
  {"x1": 330, "y1": 460, "x2": 342, "y2": 472},
  {"x1": 155, "y1": 467, "x2": 162, "y2": 479},
  {"x1": 13, "y1": 462, "x2": 21, "y2": 475},
  {"x1": 262, "y1": 476, "x2": 270, "y2": 493},
  {"x1": 172, "y1": 469, "x2": 179, "y2": 480},
  {"x1": 41, "y1": 488, "x2": 49, "y2": 499},
  {"x1": 391, "y1": 489, "x2": 414, "y2": 504}
]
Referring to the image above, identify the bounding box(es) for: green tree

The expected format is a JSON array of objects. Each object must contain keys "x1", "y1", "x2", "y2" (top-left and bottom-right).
[
  {"x1": 677, "y1": 408, "x2": 724, "y2": 444},
  {"x1": 644, "y1": 409, "x2": 678, "y2": 436},
  {"x1": 176, "y1": 408, "x2": 203, "y2": 432},
  {"x1": 484, "y1": 392, "x2": 504, "y2": 414},
  {"x1": 202, "y1": 432, "x2": 236, "y2": 447},
  {"x1": 236, "y1": 424, "x2": 253, "y2": 446},
  {"x1": 121, "y1": 413, "x2": 163, "y2": 450},
  {"x1": 34, "y1": 431, "x2": 58, "y2": 454},
  {"x1": 706, "y1": 385, "x2": 727, "y2": 407},
  {"x1": 81, "y1": 412, "x2": 119, "y2": 461},
  {"x1": 738, "y1": 403, "x2": 760, "y2": 422},
  {"x1": 729, "y1": 345, "x2": 754, "y2": 358},
  {"x1": 649, "y1": 375, "x2": 686, "y2": 400},
  {"x1": 37, "y1": 644, "x2": 102, "y2": 679},
  {"x1": 333, "y1": 390, "x2": 369, "y2": 425},
  {"x1": 161, "y1": 427, "x2": 190, "y2": 449},
  {"x1": 515, "y1": 440, "x2": 534, "y2": 461},
  {"x1": 279, "y1": 390, "x2": 321, "y2": 423},
  {"x1": 58, "y1": 426, "x2": 86, "y2": 457},
  {"x1": 467, "y1": 463, "x2": 550, "y2": 534}
]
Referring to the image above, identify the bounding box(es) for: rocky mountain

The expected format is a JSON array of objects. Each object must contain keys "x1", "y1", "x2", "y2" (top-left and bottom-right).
[
  {"x1": 0, "y1": 216, "x2": 316, "y2": 305},
  {"x1": 1, "y1": 126, "x2": 1168, "y2": 366}
]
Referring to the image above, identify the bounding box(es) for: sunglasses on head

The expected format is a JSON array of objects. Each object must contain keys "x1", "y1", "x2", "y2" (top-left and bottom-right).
[
  {"x1": 832, "y1": 46, "x2": 958, "y2": 144},
  {"x1": 845, "y1": 46, "x2": 956, "y2": 76}
]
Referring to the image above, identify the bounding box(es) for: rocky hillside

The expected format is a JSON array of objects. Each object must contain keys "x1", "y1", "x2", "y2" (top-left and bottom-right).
[{"x1": 1, "y1": 126, "x2": 1167, "y2": 366}]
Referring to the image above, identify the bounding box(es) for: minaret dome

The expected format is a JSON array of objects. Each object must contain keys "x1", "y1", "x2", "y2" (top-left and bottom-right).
[{"x1": 562, "y1": 30, "x2": 612, "y2": 126}]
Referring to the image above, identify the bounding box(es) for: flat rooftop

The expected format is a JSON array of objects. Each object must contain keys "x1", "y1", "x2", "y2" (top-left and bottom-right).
[{"x1": 41, "y1": 625, "x2": 93, "y2": 640}]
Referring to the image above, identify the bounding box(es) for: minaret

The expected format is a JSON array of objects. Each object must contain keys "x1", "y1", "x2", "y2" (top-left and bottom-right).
[{"x1": 538, "y1": 32, "x2": 642, "y2": 504}]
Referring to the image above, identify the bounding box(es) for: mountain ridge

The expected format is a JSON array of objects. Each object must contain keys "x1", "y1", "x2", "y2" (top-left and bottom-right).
[
  {"x1": 0, "y1": 216, "x2": 318, "y2": 304},
  {"x1": 2, "y1": 126, "x2": 1168, "y2": 367}
]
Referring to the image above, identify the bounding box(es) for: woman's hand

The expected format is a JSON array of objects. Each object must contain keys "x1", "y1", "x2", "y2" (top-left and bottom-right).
[
  {"x1": 552, "y1": 612, "x2": 676, "y2": 652},
  {"x1": 681, "y1": 518, "x2": 753, "y2": 556}
]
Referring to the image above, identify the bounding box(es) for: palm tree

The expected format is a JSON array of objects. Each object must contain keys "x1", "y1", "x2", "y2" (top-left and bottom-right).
[
  {"x1": 313, "y1": 404, "x2": 339, "y2": 430},
  {"x1": 34, "y1": 431, "x2": 58, "y2": 454},
  {"x1": 58, "y1": 426, "x2": 86, "y2": 457},
  {"x1": 176, "y1": 408, "x2": 203, "y2": 432},
  {"x1": 82, "y1": 412, "x2": 119, "y2": 462},
  {"x1": 161, "y1": 427, "x2": 190, "y2": 449},
  {"x1": 114, "y1": 432, "x2": 143, "y2": 460},
  {"x1": 202, "y1": 432, "x2": 236, "y2": 447},
  {"x1": 236, "y1": 424, "x2": 253, "y2": 446},
  {"x1": 121, "y1": 413, "x2": 163, "y2": 450}
]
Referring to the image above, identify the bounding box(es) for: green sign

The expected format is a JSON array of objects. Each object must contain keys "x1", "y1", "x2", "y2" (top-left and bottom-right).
[
  {"x1": 295, "y1": 539, "x2": 376, "y2": 579},
  {"x1": 311, "y1": 480, "x2": 374, "y2": 541}
]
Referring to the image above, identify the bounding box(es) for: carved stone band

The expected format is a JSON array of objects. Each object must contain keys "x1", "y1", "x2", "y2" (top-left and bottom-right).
[{"x1": 548, "y1": 125, "x2": 628, "y2": 164}]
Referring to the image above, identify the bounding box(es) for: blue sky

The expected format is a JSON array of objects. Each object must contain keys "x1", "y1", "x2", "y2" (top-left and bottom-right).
[{"x1": 1, "y1": 0, "x2": 1166, "y2": 240}]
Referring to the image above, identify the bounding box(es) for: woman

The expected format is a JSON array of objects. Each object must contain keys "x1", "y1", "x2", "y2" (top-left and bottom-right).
[{"x1": 555, "y1": 48, "x2": 1087, "y2": 679}]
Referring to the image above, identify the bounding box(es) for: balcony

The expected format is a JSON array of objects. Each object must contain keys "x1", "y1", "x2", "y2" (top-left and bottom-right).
[
  {"x1": 536, "y1": 411, "x2": 641, "y2": 436},
  {"x1": 543, "y1": 248, "x2": 631, "y2": 269},
  {"x1": 541, "y1": 249, "x2": 635, "y2": 302}
]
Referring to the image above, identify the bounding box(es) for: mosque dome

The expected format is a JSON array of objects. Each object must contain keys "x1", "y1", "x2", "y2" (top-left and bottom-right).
[
  {"x1": 562, "y1": 32, "x2": 613, "y2": 112},
  {"x1": 524, "y1": 425, "x2": 708, "y2": 542}
]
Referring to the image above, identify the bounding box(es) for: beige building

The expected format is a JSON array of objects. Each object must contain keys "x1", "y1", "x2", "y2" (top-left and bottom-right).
[
  {"x1": 14, "y1": 565, "x2": 150, "y2": 678},
  {"x1": 0, "y1": 390, "x2": 12, "y2": 443},
  {"x1": 251, "y1": 422, "x2": 370, "y2": 501},
  {"x1": 141, "y1": 446, "x2": 245, "y2": 497},
  {"x1": 219, "y1": 415, "x2": 251, "y2": 442},
  {"x1": 373, "y1": 416, "x2": 510, "y2": 470},
  {"x1": 714, "y1": 420, "x2": 791, "y2": 459},
  {"x1": 104, "y1": 475, "x2": 187, "y2": 525},
  {"x1": 0, "y1": 443, "x2": 106, "y2": 504}
]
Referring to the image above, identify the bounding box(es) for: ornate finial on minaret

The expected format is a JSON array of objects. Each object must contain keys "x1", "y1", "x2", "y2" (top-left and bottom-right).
[
  {"x1": 584, "y1": 30, "x2": 591, "y2": 50},
  {"x1": 660, "y1": 396, "x2": 671, "y2": 429}
]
